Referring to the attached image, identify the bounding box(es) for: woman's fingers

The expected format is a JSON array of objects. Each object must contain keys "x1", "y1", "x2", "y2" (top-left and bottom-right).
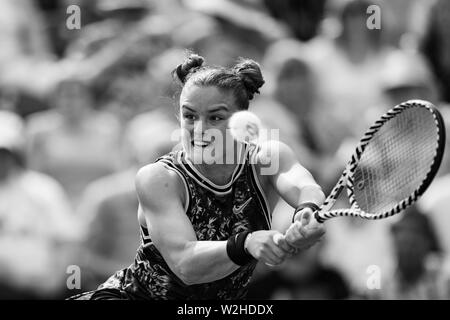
[
  {"x1": 299, "y1": 224, "x2": 325, "y2": 240},
  {"x1": 268, "y1": 239, "x2": 288, "y2": 259},
  {"x1": 284, "y1": 221, "x2": 302, "y2": 244},
  {"x1": 247, "y1": 231, "x2": 290, "y2": 265},
  {"x1": 293, "y1": 208, "x2": 314, "y2": 225},
  {"x1": 300, "y1": 209, "x2": 312, "y2": 226},
  {"x1": 273, "y1": 234, "x2": 296, "y2": 254},
  {"x1": 260, "y1": 250, "x2": 283, "y2": 266},
  {"x1": 283, "y1": 219, "x2": 326, "y2": 251}
]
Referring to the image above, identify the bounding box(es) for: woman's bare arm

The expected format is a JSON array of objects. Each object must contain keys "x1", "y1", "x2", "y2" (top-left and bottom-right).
[{"x1": 135, "y1": 162, "x2": 288, "y2": 284}]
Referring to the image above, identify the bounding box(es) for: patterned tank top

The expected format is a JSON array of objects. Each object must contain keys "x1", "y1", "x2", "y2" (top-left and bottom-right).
[{"x1": 98, "y1": 143, "x2": 271, "y2": 300}]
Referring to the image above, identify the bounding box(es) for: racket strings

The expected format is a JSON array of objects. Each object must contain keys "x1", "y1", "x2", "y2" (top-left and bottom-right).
[{"x1": 352, "y1": 106, "x2": 438, "y2": 214}]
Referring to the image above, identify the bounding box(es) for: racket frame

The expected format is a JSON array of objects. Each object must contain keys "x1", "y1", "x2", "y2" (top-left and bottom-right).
[{"x1": 315, "y1": 100, "x2": 446, "y2": 223}]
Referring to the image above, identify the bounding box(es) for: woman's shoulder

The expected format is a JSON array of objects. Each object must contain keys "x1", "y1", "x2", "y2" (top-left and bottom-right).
[
  {"x1": 136, "y1": 161, "x2": 184, "y2": 190},
  {"x1": 251, "y1": 140, "x2": 294, "y2": 168},
  {"x1": 135, "y1": 162, "x2": 185, "y2": 206}
]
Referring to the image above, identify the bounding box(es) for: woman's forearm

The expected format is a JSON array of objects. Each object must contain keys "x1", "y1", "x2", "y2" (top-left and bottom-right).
[
  {"x1": 297, "y1": 184, "x2": 325, "y2": 208},
  {"x1": 175, "y1": 240, "x2": 241, "y2": 285}
]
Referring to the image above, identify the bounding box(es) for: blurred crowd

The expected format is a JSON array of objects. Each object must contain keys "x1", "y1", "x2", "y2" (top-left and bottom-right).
[{"x1": 0, "y1": 0, "x2": 449, "y2": 300}]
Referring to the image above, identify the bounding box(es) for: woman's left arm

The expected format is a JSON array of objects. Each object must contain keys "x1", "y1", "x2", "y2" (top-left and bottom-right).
[{"x1": 257, "y1": 140, "x2": 325, "y2": 245}]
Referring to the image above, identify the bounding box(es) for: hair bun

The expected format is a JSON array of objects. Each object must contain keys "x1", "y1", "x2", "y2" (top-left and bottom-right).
[
  {"x1": 233, "y1": 58, "x2": 265, "y2": 100},
  {"x1": 175, "y1": 54, "x2": 205, "y2": 83}
]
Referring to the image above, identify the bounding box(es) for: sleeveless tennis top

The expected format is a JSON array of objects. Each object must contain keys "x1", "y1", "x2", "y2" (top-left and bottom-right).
[{"x1": 96, "y1": 143, "x2": 271, "y2": 300}]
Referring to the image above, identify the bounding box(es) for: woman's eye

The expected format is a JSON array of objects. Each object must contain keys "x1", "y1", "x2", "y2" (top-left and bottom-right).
[
  {"x1": 210, "y1": 115, "x2": 224, "y2": 121},
  {"x1": 183, "y1": 114, "x2": 196, "y2": 120}
]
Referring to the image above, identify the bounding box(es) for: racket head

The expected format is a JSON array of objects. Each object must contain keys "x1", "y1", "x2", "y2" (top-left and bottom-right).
[{"x1": 318, "y1": 100, "x2": 446, "y2": 222}]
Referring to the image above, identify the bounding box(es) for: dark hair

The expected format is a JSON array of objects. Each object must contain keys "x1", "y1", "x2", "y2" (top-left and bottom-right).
[{"x1": 172, "y1": 53, "x2": 264, "y2": 110}]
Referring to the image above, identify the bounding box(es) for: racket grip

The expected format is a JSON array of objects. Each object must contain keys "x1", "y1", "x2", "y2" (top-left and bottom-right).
[
  {"x1": 293, "y1": 202, "x2": 321, "y2": 223},
  {"x1": 314, "y1": 211, "x2": 326, "y2": 224}
]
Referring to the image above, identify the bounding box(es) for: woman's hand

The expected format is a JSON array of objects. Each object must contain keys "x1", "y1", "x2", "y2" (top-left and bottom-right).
[
  {"x1": 284, "y1": 208, "x2": 325, "y2": 250},
  {"x1": 245, "y1": 230, "x2": 294, "y2": 266}
]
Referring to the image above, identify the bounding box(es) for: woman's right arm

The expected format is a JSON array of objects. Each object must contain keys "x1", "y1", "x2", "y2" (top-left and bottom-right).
[{"x1": 135, "y1": 163, "x2": 288, "y2": 285}]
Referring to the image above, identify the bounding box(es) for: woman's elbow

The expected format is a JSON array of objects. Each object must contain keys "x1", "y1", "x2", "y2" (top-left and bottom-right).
[{"x1": 173, "y1": 260, "x2": 203, "y2": 286}]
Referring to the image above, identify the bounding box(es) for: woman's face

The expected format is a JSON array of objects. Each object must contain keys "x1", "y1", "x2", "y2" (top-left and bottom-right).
[{"x1": 179, "y1": 84, "x2": 239, "y2": 165}]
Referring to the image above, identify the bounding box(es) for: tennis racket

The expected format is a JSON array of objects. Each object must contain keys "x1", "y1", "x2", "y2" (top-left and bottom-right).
[{"x1": 312, "y1": 99, "x2": 446, "y2": 223}]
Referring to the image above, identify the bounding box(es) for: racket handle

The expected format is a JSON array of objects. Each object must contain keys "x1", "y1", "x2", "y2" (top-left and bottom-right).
[
  {"x1": 314, "y1": 211, "x2": 326, "y2": 224},
  {"x1": 294, "y1": 203, "x2": 325, "y2": 224}
]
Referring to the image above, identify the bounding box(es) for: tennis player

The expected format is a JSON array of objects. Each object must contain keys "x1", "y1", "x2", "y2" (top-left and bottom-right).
[{"x1": 71, "y1": 54, "x2": 325, "y2": 300}]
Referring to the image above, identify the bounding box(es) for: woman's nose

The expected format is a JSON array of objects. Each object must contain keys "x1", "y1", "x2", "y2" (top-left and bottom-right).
[{"x1": 193, "y1": 119, "x2": 206, "y2": 136}]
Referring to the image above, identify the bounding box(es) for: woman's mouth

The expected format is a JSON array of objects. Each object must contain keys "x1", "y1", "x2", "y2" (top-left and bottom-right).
[{"x1": 192, "y1": 140, "x2": 212, "y2": 148}]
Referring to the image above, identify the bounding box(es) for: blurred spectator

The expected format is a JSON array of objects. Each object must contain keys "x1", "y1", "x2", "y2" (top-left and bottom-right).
[
  {"x1": 247, "y1": 243, "x2": 350, "y2": 300},
  {"x1": 0, "y1": 0, "x2": 61, "y2": 110},
  {"x1": 251, "y1": 97, "x2": 316, "y2": 171},
  {"x1": 379, "y1": 48, "x2": 450, "y2": 178},
  {"x1": 419, "y1": 107, "x2": 450, "y2": 258},
  {"x1": 100, "y1": 46, "x2": 186, "y2": 125},
  {"x1": 74, "y1": 108, "x2": 178, "y2": 292},
  {"x1": 263, "y1": 0, "x2": 326, "y2": 42},
  {"x1": 319, "y1": 206, "x2": 396, "y2": 298},
  {"x1": 368, "y1": 0, "x2": 436, "y2": 49},
  {"x1": 262, "y1": 40, "x2": 320, "y2": 156},
  {"x1": 0, "y1": 0, "x2": 53, "y2": 63},
  {"x1": 304, "y1": 0, "x2": 394, "y2": 159},
  {"x1": 0, "y1": 110, "x2": 77, "y2": 299},
  {"x1": 66, "y1": 2, "x2": 176, "y2": 124},
  {"x1": 379, "y1": 206, "x2": 450, "y2": 299},
  {"x1": 145, "y1": 47, "x2": 188, "y2": 104},
  {"x1": 101, "y1": 73, "x2": 156, "y2": 125},
  {"x1": 0, "y1": 87, "x2": 18, "y2": 113},
  {"x1": 180, "y1": 0, "x2": 287, "y2": 67},
  {"x1": 419, "y1": 174, "x2": 450, "y2": 259},
  {"x1": 26, "y1": 78, "x2": 122, "y2": 207},
  {"x1": 64, "y1": 0, "x2": 158, "y2": 63},
  {"x1": 422, "y1": 0, "x2": 450, "y2": 103},
  {"x1": 35, "y1": 0, "x2": 102, "y2": 57},
  {"x1": 1, "y1": 0, "x2": 169, "y2": 117},
  {"x1": 381, "y1": 49, "x2": 439, "y2": 105}
]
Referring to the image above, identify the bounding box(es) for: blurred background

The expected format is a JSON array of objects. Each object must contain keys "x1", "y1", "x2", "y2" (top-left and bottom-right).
[{"x1": 0, "y1": 0, "x2": 449, "y2": 300}]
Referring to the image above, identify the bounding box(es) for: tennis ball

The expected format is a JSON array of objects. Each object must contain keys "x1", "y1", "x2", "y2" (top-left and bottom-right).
[{"x1": 228, "y1": 111, "x2": 262, "y2": 143}]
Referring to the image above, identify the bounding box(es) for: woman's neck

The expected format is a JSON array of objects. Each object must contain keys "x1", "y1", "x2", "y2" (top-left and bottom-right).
[
  {"x1": 190, "y1": 141, "x2": 244, "y2": 186},
  {"x1": 194, "y1": 162, "x2": 238, "y2": 186}
]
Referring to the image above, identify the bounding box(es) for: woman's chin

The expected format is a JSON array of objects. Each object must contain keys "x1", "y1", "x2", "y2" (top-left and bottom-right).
[{"x1": 187, "y1": 146, "x2": 224, "y2": 165}]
